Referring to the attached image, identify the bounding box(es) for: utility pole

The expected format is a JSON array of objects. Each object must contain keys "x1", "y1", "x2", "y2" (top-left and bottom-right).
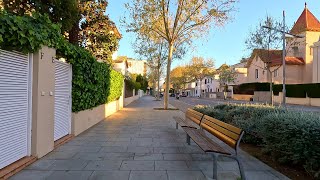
[
  {"x1": 282, "y1": 11, "x2": 286, "y2": 107},
  {"x1": 262, "y1": 11, "x2": 303, "y2": 107}
]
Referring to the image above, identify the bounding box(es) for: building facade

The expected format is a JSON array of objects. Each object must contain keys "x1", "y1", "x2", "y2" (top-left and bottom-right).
[{"x1": 246, "y1": 5, "x2": 320, "y2": 85}]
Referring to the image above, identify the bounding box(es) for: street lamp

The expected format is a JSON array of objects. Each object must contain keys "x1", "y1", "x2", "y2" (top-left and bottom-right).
[{"x1": 262, "y1": 11, "x2": 303, "y2": 107}]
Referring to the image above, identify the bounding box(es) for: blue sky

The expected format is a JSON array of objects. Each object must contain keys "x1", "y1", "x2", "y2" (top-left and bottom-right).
[{"x1": 107, "y1": 0, "x2": 320, "y2": 68}]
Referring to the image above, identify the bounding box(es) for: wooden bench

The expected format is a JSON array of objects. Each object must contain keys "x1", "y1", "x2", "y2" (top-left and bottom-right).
[
  {"x1": 181, "y1": 114, "x2": 246, "y2": 180},
  {"x1": 173, "y1": 108, "x2": 204, "y2": 129}
]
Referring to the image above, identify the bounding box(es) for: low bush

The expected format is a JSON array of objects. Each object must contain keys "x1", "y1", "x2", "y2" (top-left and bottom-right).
[
  {"x1": 260, "y1": 112, "x2": 320, "y2": 177},
  {"x1": 194, "y1": 104, "x2": 320, "y2": 178}
]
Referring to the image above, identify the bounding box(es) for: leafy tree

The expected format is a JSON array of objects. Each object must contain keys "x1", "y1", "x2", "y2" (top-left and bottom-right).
[
  {"x1": 136, "y1": 74, "x2": 148, "y2": 92},
  {"x1": 217, "y1": 64, "x2": 237, "y2": 99},
  {"x1": 186, "y1": 57, "x2": 215, "y2": 97},
  {"x1": 79, "y1": 0, "x2": 120, "y2": 62},
  {"x1": 170, "y1": 66, "x2": 190, "y2": 91},
  {"x1": 133, "y1": 34, "x2": 167, "y2": 100},
  {"x1": 124, "y1": 0, "x2": 236, "y2": 109},
  {"x1": 2, "y1": 0, "x2": 79, "y2": 34}
]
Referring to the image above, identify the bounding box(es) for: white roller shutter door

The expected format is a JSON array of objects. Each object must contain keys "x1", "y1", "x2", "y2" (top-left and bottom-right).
[
  {"x1": 54, "y1": 60, "x2": 72, "y2": 141},
  {"x1": 0, "y1": 49, "x2": 32, "y2": 169}
]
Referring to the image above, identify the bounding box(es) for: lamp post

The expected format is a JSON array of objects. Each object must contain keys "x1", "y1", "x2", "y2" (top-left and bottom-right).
[{"x1": 262, "y1": 11, "x2": 303, "y2": 107}]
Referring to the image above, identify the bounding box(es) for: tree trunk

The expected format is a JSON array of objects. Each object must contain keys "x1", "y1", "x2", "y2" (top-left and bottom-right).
[
  {"x1": 164, "y1": 43, "x2": 174, "y2": 109},
  {"x1": 199, "y1": 79, "x2": 202, "y2": 98},
  {"x1": 68, "y1": 21, "x2": 80, "y2": 45},
  {"x1": 269, "y1": 69, "x2": 273, "y2": 105},
  {"x1": 157, "y1": 64, "x2": 161, "y2": 101}
]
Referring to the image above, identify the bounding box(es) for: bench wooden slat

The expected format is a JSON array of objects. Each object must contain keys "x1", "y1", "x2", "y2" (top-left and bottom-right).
[
  {"x1": 201, "y1": 124, "x2": 237, "y2": 148},
  {"x1": 182, "y1": 127, "x2": 231, "y2": 155},
  {"x1": 173, "y1": 116, "x2": 198, "y2": 129},
  {"x1": 202, "y1": 115, "x2": 242, "y2": 135},
  {"x1": 185, "y1": 108, "x2": 203, "y2": 125},
  {"x1": 201, "y1": 115, "x2": 243, "y2": 149},
  {"x1": 202, "y1": 120, "x2": 239, "y2": 141}
]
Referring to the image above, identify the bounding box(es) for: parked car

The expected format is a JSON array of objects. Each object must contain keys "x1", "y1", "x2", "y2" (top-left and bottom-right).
[
  {"x1": 181, "y1": 92, "x2": 187, "y2": 97},
  {"x1": 170, "y1": 93, "x2": 175, "y2": 97}
]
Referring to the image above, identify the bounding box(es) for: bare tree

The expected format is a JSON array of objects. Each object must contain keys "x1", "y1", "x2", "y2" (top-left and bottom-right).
[
  {"x1": 133, "y1": 35, "x2": 168, "y2": 100},
  {"x1": 245, "y1": 15, "x2": 300, "y2": 105},
  {"x1": 123, "y1": 0, "x2": 236, "y2": 109}
]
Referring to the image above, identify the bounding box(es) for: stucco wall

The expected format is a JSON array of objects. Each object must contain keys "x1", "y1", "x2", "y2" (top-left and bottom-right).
[
  {"x1": 233, "y1": 94, "x2": 253, "y2": 101},
  {"x1": 72, "y1": 98, "x2": 123, "y2": 136},
  {"x1": 313, "y1": 41, "x2": 320, "y2": 83},
  {"x1": 124, "y1": 95, "x2": 139, "y2": 106},
  {"x1": 272, "y1": 65, "x2": 303, "y2": 84},
  {"x1": 303, "y1": 31, "x2": 320, "y2": 83},
  {"x1": 247, "y1": 55, "x2": 268, "y2": 83},
  {"x1": 273, "y1": 92, "x2": 320, "y2": 107},
  {"x1": 31, "y1": 46, "x2": 55, "y2": 158},
  {"x1": 253, "y1": 91, "x2": 271, "y2": 103}
]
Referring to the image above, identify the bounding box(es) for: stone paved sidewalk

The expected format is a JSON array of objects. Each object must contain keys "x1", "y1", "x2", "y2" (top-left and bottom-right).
[{"x1": 11, "y1": 96, "x2": 289, "y2": 180}]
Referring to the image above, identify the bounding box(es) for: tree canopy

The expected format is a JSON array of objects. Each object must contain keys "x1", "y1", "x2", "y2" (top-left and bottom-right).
[
  {"x1": 2, "y1": 0, "x2": 79, "y2": 33},
  {"x1": 124, "y1": 0, "x2": 236, "y2": 108}
]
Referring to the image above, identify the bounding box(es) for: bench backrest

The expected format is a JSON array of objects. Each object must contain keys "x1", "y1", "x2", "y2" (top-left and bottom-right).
[
  {"x1": 200, "y1": 115, "x2": 243, "y2": 149},
  {"x1": 185, "y1": 108, "x2": 204, "y2": 126}
]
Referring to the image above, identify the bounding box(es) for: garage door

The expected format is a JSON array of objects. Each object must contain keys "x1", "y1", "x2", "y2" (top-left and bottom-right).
[
  {"x1": 54, "y1": 60, "x2": 72, "y2": 141},
  {"x1": 0, "y1": 50, "x2": 32, "y2": 169}
]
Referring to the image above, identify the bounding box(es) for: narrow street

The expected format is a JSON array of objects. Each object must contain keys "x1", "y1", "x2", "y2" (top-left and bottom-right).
[{"x1": 169, "y1": 97, "x2": 320, "y2": 113}]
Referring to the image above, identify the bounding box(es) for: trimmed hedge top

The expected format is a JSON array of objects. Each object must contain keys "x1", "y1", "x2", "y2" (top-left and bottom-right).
[
  {"x1": 233, "y1": 82, "x2": 270, "y2": 95},
  {"x1": 233, "y1": 82, "x2": 320, "y2": 98},
  {"x1": 273, "y1": 83, "x2": 320, "y2": 98}
]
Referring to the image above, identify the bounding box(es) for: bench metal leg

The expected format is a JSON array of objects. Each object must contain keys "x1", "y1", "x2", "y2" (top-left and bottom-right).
[
  {"x1": 235, "y1": 157, "x2": 246, "y2": 180},
  {"x1": 186, "y1": 134, "x2": 191, "y2": 145},
  {"x1": 176, "y1": 122, "x2": 178, "y2": 129},
  {"x1": 212, "y1": 153, "x2": 218, "y2": 180}
]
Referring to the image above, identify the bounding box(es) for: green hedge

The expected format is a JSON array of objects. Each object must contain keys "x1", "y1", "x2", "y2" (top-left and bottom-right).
[
  {"x1": 0, "y1": 11, "x2": 123, "y2": 112},
  {"x1": 273, "y1": 83, "x2": 320, "y2": 98},
  {"x1": 194, "y1": 104, "x2": 320, "y2": 178},
  {"x1": 233, "y1": 83, "x2": 270, "y2": 95},
  {"x1": 107, "y1": 69, "x2": 124, "y2": 102}
]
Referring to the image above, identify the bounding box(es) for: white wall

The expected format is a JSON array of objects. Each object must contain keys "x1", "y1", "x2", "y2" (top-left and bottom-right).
[{"x1": 194, "y1": 77, "x2": 219, "y2": 97}]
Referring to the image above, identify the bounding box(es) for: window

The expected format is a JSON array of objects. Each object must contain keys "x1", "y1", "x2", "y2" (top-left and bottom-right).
[
  {"x1": 210, "y1": 88, "x2": 212, "y2": 92},
  {"x1": 274, "y1": 69, "x2": 278, "y2": 77},
  {"x1": 255, "y1": 69, "x2": 259, "y2": 79},
  {"x1": 195, "y1": 83, "x2": 197, "y2": 86},
  {"x1": 196, "y1": 90, "x2": 197, "y2": 94},
  {"x1": 202, "y1": 90, "x2": 205, "y2": 92},
  {"x1": 292, "y1": 46, "x2": 299, "y2": 56},
  {"x1": 211, "y1": 78, "x2": 213, "y2": 83},
  {"x1": 204, "y1": 79, "x2": 207, "y2": 84}
]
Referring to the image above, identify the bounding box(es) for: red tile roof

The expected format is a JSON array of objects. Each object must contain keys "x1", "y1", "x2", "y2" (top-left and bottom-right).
[
  {"x1": 247, "y1": 49, "x2": 305, "y2": 67},
  {"x1": 290, "y1": 5, "x2": 320, "y2": 34},
  {"x1": 271, "y1": 57, "x2": 305, "y2": 66}
]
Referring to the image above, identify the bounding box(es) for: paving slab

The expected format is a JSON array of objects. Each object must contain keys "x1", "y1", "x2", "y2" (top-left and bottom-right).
[
  {"x1": 88, "y1": 171, "x2": 130, "y2": 180},
  {"x1": 84, "y1": 160, "x2": 122, "y2": 170},
  {"x1": 167, "y1": 171, "x2": 206, "y2": 180},
  {"x1": 129, "y1": 171, "x2": 168, "y2": 180},
  {"x1": 46, "y1": 171, "x2": 93, "y2": 180},
  {"x1": 120, "y1": 160, "x2": 155, "y2": 170}
]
